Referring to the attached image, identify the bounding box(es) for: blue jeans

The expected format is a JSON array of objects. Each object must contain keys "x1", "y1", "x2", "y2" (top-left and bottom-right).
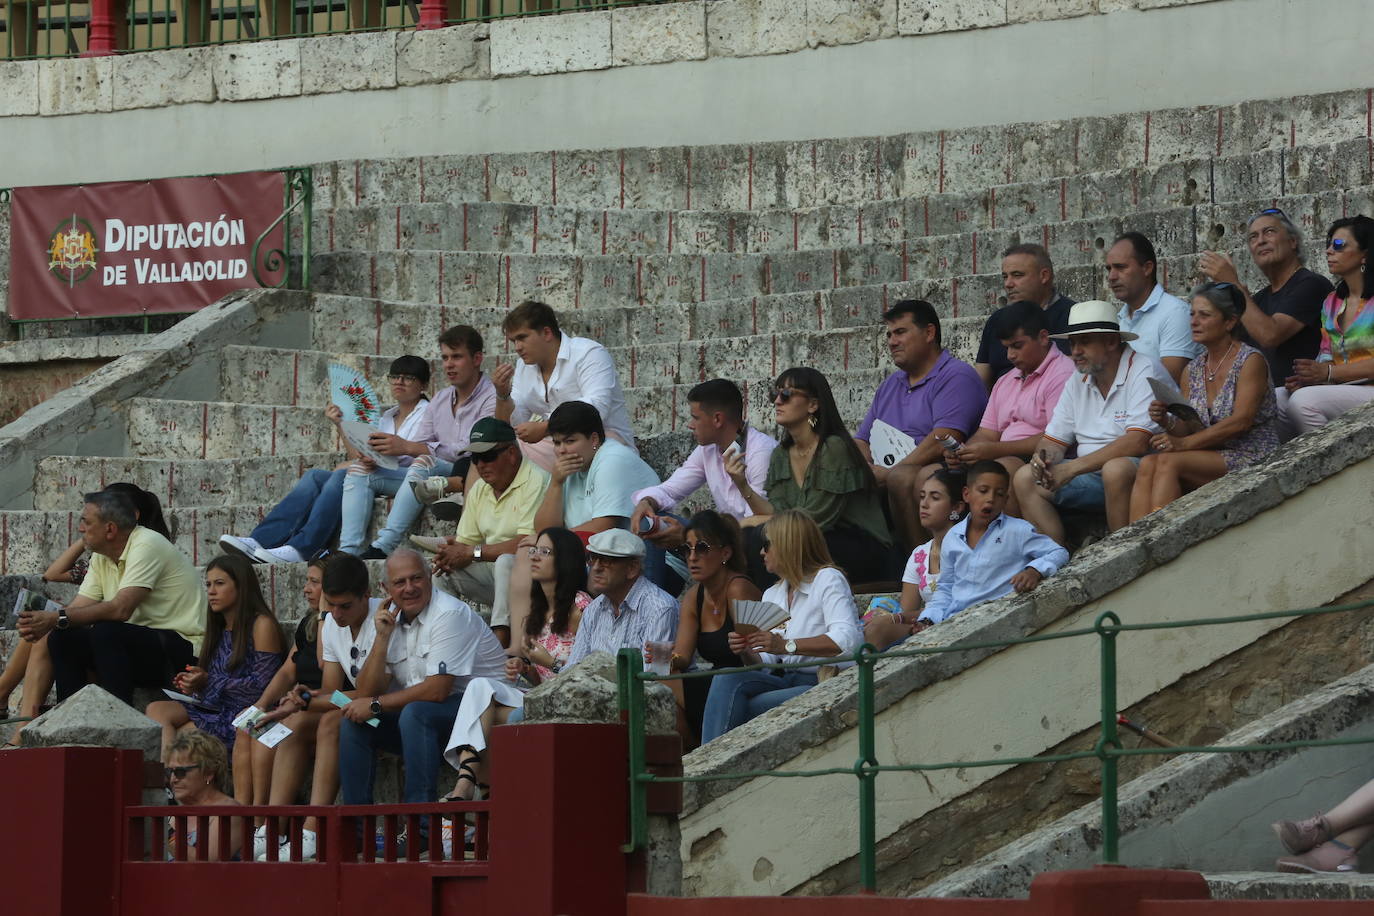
[
  {"x1": 700, "y1": 669, "x2": 819, "y2": 743},
  {"x1": 339, "y1": 694, "x2": 464, "y2": 833},
  {"x1": 364, "y1": 458, "x2": 456, "y2": 554},
  {"x1": 250, "y1": 467, "x2": 346, "y2": 556},
  {"x1": 340, "y1": 467, "x2": 409, "y2": 554}
]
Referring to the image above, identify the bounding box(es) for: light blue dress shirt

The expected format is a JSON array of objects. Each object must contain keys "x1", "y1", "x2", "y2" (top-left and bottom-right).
[{"x1": 919, "y1": 514, "x2": 1069, "y2": 624}]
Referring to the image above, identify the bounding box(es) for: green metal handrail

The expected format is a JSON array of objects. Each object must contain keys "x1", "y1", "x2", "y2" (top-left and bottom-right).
[{"x1": 615, "y1": 596, "x2": 1374, "y2": 892}]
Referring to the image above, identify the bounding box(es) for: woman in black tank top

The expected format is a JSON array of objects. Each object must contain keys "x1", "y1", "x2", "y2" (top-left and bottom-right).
[{"x1": 662, "y1": 511, "x2": 761, "y2": 747}]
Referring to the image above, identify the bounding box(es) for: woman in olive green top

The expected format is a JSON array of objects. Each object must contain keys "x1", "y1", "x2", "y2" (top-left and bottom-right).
[{"x1": 728, "y1": 366, "x2": 896, "y2": 586}]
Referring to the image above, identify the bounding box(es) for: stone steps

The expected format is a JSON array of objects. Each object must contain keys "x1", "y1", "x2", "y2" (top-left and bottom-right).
[
  {"x1": 301, "y1": 149, "x2": 1372, "y2": 262},
  {"x1": 307, "y1": 89, "x2": 1374, "y2": 212},
  {"x1": 33, "y1": 453, "x2": 346, "y2": 512},
  {"x1": 1204, "y1": 872, "x2": 1374, "y2": 900},
  {"x1": 125, "y1": 397, "x2": 339, "y2": 460}
]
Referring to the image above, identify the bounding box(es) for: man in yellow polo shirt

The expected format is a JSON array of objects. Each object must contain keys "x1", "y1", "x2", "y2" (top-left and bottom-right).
[
  {"x1": 20, "y1": 489, "x2": 206, "y2": 706},
  {"x1": 432, "y1": 418, "x2": 550, "y2": 647}
]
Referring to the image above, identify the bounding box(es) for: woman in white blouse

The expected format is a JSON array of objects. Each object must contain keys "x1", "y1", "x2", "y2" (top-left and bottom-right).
[{"x1": 699, "y1": 510, "x2": 862, "y2": 743}]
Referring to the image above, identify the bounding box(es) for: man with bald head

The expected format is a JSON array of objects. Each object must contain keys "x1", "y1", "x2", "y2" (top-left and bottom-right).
[{"x1": 338, "y1": 549, "x2": 506, "y2": 835}]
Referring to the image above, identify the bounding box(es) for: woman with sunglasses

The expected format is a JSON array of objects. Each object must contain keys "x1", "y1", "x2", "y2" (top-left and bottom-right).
[
  {"x1": 145, "y1": 554, "x2": 286, "y2": 759},
  {"x1": 230, "y1": 550, "x2": 330, "y2": 857},
  {"x1": 657, "y1": 511, "x2": 761, "y2": 746},
  {"x1": 1128, "y1": 282, "x2": 1280, "y2": 521},
  {"x1": 163, "y1": 730, "x2": 243, "y2": 861},
  {"x1": 700, "y1": 510, "x2": 862, "y2": 743},
  {"x1": 442, "y1": 527, "x2": 590, "y2": 801},
  {"x1": 1280, "y1": 215, "x2": 1374, "y2": 433},
  {"x1": 730, "y1": 367, "x2": 895, "y2": 586}
]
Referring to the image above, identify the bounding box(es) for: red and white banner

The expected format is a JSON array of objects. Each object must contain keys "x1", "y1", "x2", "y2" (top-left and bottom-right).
[{"x1": 7, "y1": 171, "x2": 287, "y2": 321}]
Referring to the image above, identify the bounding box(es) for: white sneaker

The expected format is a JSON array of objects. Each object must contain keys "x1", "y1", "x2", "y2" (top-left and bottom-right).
[
  {"x1": 410, "y1": 476, "x2": 450, "y2": 505},
  {"x1": 258, "y1": 544, "x2": 303, "y2": 564},
  {"x1": 219, "y1": 534, "x2": 266, "y2": 563},
  {"x1": 251, "y1": 824, "x2": 269, "y2": 861},
  {"x1": 298, "y1": 828, "x2": 318, "y2": 861}
]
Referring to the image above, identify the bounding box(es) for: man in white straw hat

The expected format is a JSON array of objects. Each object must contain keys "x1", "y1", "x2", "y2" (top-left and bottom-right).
[{"x1": 1012, "y1": 300, "x2": 1172, "y2": 545}]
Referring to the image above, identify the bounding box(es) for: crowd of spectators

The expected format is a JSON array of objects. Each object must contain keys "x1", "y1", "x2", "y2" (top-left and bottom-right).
[{"x1": 5, "y1": 208, "x2": 1371, "y2": 871}]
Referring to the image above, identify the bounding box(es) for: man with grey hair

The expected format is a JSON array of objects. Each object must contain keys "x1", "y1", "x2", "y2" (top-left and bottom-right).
[
  {"x1": 22, "y1": 489, "x2": 205, "y2": 705},
  {"x1": 974, "y1": 243, "x2": 1075, "y2": 387},
  {"x1": 1198, "y1": 208, "x2": 1333, "y2": 413}
]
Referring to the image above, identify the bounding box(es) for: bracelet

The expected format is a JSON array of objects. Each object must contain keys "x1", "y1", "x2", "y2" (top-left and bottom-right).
[
  {"x1": 1327, "y1": 364, "x2": 1335, "y2": 384},
  {"x1": 891, "y1": 612, "x2": 904, "y2": 625},
  {"x1": 670, "y1": 653, "x2": 684, "y2": 671}
]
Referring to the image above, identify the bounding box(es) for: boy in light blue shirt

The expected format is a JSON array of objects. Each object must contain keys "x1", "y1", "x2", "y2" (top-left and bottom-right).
[{"x1": 919, "y1": 461, "x2": 1069, "y2": 626}]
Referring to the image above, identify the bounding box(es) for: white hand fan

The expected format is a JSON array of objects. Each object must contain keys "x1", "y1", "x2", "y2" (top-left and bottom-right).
[
  {"x1": 730, "y1": 599, "x2": 790, "y2": 636},
  {"x1": 329, "y1": 362, "x2": 383, "y2": 426},
  {"x1": 868, "y1": 418, "x2": 917, "y2": 469}
]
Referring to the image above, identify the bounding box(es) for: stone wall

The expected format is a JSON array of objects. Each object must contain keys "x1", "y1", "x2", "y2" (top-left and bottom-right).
[{"x1": 5, "y1": 0, "x2": 1354, "y2": 191}]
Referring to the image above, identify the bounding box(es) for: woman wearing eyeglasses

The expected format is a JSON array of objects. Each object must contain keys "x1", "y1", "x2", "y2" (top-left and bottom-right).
[
  {"x1": 730, "y1": 367, "x2": 895, "y2": 586},
  {"x1": 163, "y1": 730, "x2": 243, "y2": 861},
  {"x1": 658, "y1": 511, "x2": 761, "y2": 746},
  {"x1": 442, "y1": 527, "x2": 590, "y2": 801},
  {"x1": 145, "y1": 554, "x2": 286, "y2": 760},
  {"x1": 700, "y1": 510, "x2": 862, "y2": 743},
  {"x1": 1279, "y1": 215, "x2": 1374, "y2": 433},
  {"x1": 1128, "y1": 281, "x2": 1280, "y2": 521}
]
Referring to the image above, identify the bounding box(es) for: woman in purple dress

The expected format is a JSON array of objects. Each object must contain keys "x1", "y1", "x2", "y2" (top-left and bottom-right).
[{"x1": 145, "y1": 554, "x2": 285, "y2": 759}]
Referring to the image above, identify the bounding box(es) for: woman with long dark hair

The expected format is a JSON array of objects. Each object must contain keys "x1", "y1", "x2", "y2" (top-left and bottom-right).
[
  {"x1": 145, "y1": 554, "x2": 285, "y2": 759},
  {"x1": 730, "y1": 366, "x2": 895, "y2": 585},
  {"x1": 442, "y1": 527, "x2": 589, "y2": 801}
]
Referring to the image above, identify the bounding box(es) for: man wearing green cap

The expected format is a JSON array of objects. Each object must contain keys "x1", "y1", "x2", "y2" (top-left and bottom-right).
[{"x1": 432, "y1": 417, "x2": 550, "y2": 646}]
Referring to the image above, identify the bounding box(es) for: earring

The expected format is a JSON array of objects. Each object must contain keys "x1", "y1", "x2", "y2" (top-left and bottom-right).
[
  {"x1": 948, "y1": 511, "x2": 961, "y2": 521},
  {"x1": 807, "y1": 414, "x2": 818, "y2": 430}
]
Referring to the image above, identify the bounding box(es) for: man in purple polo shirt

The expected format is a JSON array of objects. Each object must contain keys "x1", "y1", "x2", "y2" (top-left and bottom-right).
[
  {"x1": 855, "y1": 299, "x2": 987, "y2": 550},
  {"x1": 951, "y1": 302, "x2": 1074, "y2": 517},
  {"x1": 347, "y1": 325, "x2": 498, "y2": 558}
]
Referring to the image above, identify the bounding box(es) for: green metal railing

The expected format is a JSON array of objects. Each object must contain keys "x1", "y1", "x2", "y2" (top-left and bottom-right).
[
  {"x1": 1, "y1": 0, "x2": 682, "y2": 58},
  {"x1": 616, "y1": 597, "x2": 1374, "y2": 892}
]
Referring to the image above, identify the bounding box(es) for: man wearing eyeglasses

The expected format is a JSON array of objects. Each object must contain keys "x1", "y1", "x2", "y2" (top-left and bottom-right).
[
  {"x1": 339, "y1": 549, "x2": 507, "y2": 846},
  {"x1": 1198, "y1": 208, "x2": 1333, "y2": 434},
  {"x1": 432, "y1": 417, "x2": 550, "y2": 647}
]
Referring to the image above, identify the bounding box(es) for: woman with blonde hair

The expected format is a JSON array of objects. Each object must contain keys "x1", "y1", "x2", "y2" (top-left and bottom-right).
[
  {"x1": 699, "y1": 510, "x2": 862, "y2": 743},
  {"x1": 163, "y1": 729, "x2": 243, "y2": 861}
]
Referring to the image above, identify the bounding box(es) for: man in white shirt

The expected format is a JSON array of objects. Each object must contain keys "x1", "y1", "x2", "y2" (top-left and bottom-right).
[
  {"x1": 1013, "y1": 301, "x2": 1169, "y2": 545},
  {"x1": 1107, "y1": 232, "x2": 1201, "y2": 383},
  {"x1": 338, "y1": 549, "x2": 506, "y2": 828},
  {"x1": 491, "y1": 300, "x2": 636, "y2": 473},
  {"x1": 630, "y1": 378, "x2": 776, "y2": 550}
]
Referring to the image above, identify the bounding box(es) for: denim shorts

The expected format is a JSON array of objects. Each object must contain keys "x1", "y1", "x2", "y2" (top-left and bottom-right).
[{"x1": 1052, "y1": 457, "x2": 1141, "y2": 510}]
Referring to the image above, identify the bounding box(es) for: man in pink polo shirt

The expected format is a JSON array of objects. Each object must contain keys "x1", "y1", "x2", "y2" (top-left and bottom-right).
[{"x1": 952, "y1": 302, "x2": 1074, "y2": 517}]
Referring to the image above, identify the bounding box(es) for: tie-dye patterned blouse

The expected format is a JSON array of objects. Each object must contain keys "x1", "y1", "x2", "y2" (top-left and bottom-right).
[{"x1": 1318, "y1": 291, "x2": 1374, "y2": 364}]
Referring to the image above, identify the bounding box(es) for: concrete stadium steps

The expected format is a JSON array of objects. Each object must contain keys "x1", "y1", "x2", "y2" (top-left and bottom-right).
[
  {"x1": 301, "y1": 142, "x2": 1373, "y2": 260},
  {"x1": 0, "y1": 500, "x2": 455, "y2": 579},
  {"x1": 1204, "y1": 873, "x2": 1374, "y2": 901},
  {"x1": 33, "y1": 453, "x2": 346, "y2": 512},
  {"x1": 307, "y1": 89, "x2": 1374, "y2": 213},
  {"x1": 125, "y1": 398, "x2": 339, "y2": 460}
]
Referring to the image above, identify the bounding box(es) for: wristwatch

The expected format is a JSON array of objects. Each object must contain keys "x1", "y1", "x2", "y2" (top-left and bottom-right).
[
  {"x1": 369, "y1": 697, "x2": 383, "y2": 717},
  {"x1": 55, "y1": 607, "x2": 70, "y2": 630},
  {"x1": 784, "y1": 638, "x2": 798, "y2": 654},
  {"x1": 473, "y1": 544, "x2": 484, "y2": 561}
]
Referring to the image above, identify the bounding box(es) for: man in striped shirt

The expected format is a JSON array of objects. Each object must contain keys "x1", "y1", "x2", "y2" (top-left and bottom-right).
[{"x1": 564, "y1": 529, "x2": 677, "y2": 670}]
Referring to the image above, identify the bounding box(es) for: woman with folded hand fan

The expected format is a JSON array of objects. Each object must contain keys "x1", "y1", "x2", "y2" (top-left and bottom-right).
[
  {"x1": 700, "y1": 510, "x2": 863, "y2": 743},
  {"x1": 653, "y1": 511, "x2": 762, "y2": 747}
]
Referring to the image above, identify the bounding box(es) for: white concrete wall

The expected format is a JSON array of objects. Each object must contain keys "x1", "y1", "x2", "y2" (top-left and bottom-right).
[
  {"x1": 2, "y1": 0, "x2": 1370, "y2": 188},
  {"x1": 678, "y1": 445, "x2": 1374, "y2": 895}
]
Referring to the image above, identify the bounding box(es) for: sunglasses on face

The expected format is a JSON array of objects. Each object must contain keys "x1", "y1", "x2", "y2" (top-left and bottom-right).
[
  {"x1": 679, "y1": 541, "x2": 716, "y2": 557},
  {"x1": 165, "y1": 764, "x2": 201, "y2": 781},
  {"x1": 1330, "y1": 237, "x2": 1352, "y2": 251},
  {"x1": 760, "y1": 538, "x2": 771, "y2": 552},
  {"x1": 471, "y1": 446, "x2": 511, "y2": 464},
  {"x1": 769, "y1": 387, "x2": 808, "y2": 404},
  {"x1": 388, "y1": 374, "x2": 420, "y2": 384}
]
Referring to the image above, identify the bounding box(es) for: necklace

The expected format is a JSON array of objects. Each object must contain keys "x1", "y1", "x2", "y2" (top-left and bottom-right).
[{"x1": 1205, "y1": 341, "x2": 1237, "y2": 382}]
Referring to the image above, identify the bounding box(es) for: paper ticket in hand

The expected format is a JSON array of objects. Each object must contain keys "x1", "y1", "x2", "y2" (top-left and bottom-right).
[
  {"x1": 255, "y1": 722, "x2": 293, "y2": 748},
  {"x1": 868, "y1": 419, "x2": 917, "y2": 468},
  {"x1": 330, "y1": 689, "x2": 379, "y2": 727}
]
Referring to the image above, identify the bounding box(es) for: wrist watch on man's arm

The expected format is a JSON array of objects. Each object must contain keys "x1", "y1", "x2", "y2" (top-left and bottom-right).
[{"x1": 370, "y1": 697, "x2": 383, "y2": 717}]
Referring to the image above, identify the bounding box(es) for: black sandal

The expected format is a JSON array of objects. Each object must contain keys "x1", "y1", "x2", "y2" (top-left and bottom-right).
[{"x1": 443, "y1": 757, "x2": 481, "y2": 803}]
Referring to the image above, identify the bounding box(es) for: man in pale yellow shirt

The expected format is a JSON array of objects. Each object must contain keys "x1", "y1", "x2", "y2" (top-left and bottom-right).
[
  {"x1": 432, "y1": 418, "x2": 550, "y2": 646},
  {"x1": 20, "y1": 489, "x2": 206, "y2": 705}
]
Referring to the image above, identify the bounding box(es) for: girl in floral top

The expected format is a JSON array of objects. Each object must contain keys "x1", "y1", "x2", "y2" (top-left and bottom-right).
[
  {"x1": 145, "y1": 554, "x2": 285, "y2": 758},
  {"x1": 1281, "y1": 216, "x2": 1374, "y2": 434},
  {"x1": 862, "y1": 468, "x2": 966, "y2": 650}
]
